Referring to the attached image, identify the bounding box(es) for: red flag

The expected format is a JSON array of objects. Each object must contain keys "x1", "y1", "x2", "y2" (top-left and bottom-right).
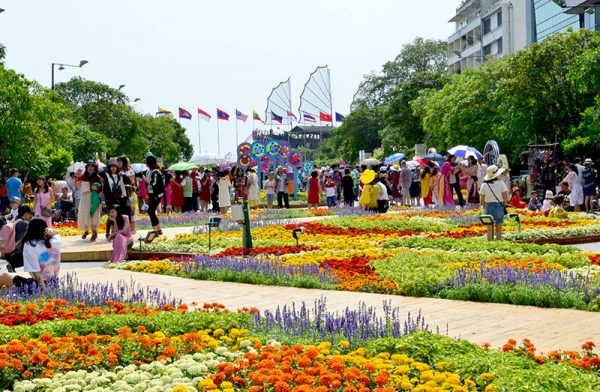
[{"x1": 320, "y1": 112, "x2": 332, "y2": 122}]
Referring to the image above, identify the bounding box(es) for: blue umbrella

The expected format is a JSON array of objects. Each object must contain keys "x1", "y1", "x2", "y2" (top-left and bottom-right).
[
  {"x1": 447, "y1": 145, "x2": 483, "y2": 159},
  {"x1": 384, "y1": 153, "x2": 406, "y2": 166}
]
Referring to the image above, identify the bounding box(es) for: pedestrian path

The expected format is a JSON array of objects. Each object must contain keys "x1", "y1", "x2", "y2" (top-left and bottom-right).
[{"x1": 70, "y1": 267, "x2": 600, "y2": 353}]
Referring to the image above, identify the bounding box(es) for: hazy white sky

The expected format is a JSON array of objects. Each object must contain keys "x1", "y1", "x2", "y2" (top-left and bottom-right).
[{"x1": 1, "y1": 0, "x2": 457, "y2": 158}]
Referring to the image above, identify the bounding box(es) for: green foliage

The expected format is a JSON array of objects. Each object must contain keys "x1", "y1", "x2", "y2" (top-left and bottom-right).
[
  {"x1": 46, "y1": 147, "x2": 73, "y2": 180},
  {"x1": 368, "y1": 332, "x2": 600, "y2": 391}
]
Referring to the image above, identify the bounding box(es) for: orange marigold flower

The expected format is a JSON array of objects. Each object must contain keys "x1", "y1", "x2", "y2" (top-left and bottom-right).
[
  {"x1": 297, "y1": 356, "x2": 312, "y2": 368},
  {"x1": 363, "y1": 363, "x2": 376, "y2": 372},
  {"x1": 582, "y1": 341, "x2": 596, "y2": 351},
  {"x1": 106, "y1": 354, "x2": 118, "y2": 363},
  {"x1": 162, "y1": 346, "x2": 177, "y2": 357},
  {"x1": 502, "y1": 343, "x2": 514, "y2": 352}
]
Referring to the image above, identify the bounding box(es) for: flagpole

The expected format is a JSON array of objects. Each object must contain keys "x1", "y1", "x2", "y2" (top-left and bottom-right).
[
  {"x1": 197, "y1": 115, "x2": 202, "y2": 154},
  {"x1": 217, "y1": 115, "x2": 221, "y2": 156},
  {"x1": 328, "y1": 66, "x2": 334, "y2": 127},
  {"x1": 235, "y1": 109, "x2": 239, "y2": 147}
]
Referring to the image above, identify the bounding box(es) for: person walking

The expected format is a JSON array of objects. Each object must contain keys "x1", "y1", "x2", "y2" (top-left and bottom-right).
[
  {"x1": 144, "y1": 155, "x2": 164, "y2": 234},
  {"x1": 307, "y1": 171, "x2": 320, "y2": 208},
  {"x1": 341, "y1": 168, "x2": 355, "y2": 207},
  {"x1": 564, "y1": 164, "x2": 583, "y2": 212},
  {"x1": 199, "y1": 170, "x2": 212, "y2": 212},
  {"x1": 246, "y1": 168, "x2": 260, "y2": 208},
  {"x1": 480, "y1": 165, "x2": 509, "y2": 241},
  {"x1": 420, "y1": 167, "x2": 432, "y2": 207},
  {"x1": 102, "y1": 161, "x2": 128, "y2": 238},
  {"x1": 33, "y1": 176, "x2": 54, "y2": 228},
  {"x1": 275, "y1": 167, "x2": 290, "y2": 209},
  {"x1": 5, "y1": 169, "x2": 22, "y2": 203},
  {"x1": 399, "y1": 161, "x2": 412, "y2": 207},
  {"x1": 438, "y1": 156, "x2": 457, "y2": 209},
  {"x1": 217, "y1": 170, "x2": 231, "y2": 214},
  {"x1": 170, "y1": 171, "x2": 184, "y2": 213},
  {"x1": 108, "y1": 205, "x2": 132, "y2": 263},
  {"x1": 77, "y1": 161, "x2": 102, "y2": 241},
  {"x1": 117, "y1": 156, "x2": 137, "y2": 233},
  {"x1": 582, "y1": 159, "x2": 597, "y2": 213},
  {"x1": 264, "y1": 172, "x2": 276, "y2": 209}
]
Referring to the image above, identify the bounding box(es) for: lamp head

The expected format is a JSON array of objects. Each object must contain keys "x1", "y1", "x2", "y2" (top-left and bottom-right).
[
  {"x1": 0, "y1": 8, "x2": 5, "y2": 13},
  {"x1": 79, "y1": 60, "x2": 88, "y2": 67},
  {"x1": 118, "y1": 84, "x2": 125, "y2": 90},
  {"x1": 58, "y1": 65, "x2": 65, "y2": 70},
  {"x1": 134, "y1": 98, "x2": 141, "y2": 102}
]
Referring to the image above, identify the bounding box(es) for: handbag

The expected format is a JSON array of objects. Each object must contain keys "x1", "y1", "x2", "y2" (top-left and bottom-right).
[
  {"x1": 487, "y1": 183, "x2": 508, "y2": 215},
  {"x1": 41, "y1": 207, "x2": 54, "y2": 217}
]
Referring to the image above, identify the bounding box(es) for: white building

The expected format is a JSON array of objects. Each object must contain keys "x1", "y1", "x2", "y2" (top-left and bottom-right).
[{"x1": 448, "y1": 0, "x2": 530, "y2": 73}]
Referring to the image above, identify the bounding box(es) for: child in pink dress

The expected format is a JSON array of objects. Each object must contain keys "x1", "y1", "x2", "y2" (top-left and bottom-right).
[{"x1": 108, "y1": 205, "x2": 132, "y2": 263}]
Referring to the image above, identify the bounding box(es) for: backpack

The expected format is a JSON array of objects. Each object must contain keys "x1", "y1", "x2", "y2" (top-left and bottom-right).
[{"x1": 0, "y1": 221, "x2": 17, "y2": 254}]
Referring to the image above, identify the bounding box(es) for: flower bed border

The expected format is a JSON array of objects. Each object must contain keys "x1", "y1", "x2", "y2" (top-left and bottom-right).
[{"x1": 515, "y1": 234, "x2": 600, "y2": 246}]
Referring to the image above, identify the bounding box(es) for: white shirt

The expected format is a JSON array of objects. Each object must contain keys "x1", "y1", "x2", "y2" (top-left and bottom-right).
[
  {"x1": 479, "y1": 180, "x2": 508, "y2": 204},
  {"x1": 23, "y1": 235, "x2": 62, "y2": 281},
  {"x1": 377, "y1": 182, "x2": 389, "y2": 200}
]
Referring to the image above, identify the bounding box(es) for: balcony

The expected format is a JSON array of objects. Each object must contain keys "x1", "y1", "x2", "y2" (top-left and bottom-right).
[
  {"x1": 563, "y1": 0, "x2": 600, "y2": 13},
  {"x1": 449, "y1": 0, "x2": 482, "y2": 22},
  {"x1": 449, "y1": 15, "x2": 481, "y2": 42}
]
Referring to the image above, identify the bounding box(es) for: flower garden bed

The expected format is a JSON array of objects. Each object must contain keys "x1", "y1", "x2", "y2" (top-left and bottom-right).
[
  {"x1": 1, "y1": 276, "x2": 599, "y2": 391},
  {"x1": 111, "y1": 210, "x2": 600, "y2": 311}
]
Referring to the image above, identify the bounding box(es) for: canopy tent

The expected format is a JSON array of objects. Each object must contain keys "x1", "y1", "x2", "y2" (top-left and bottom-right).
[{"x1": 189, "y1": 153, "x2": 226, "y2": 166}]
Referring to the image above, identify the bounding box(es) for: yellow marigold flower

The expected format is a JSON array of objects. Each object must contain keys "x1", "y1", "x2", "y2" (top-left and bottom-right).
[
  {"x1": 220, "y1": 382, "x2": 233, "y2": 389},
  {"x1": 400, "y1": 381, "x2": 414, "y2": 390},
  {"x1": 198, "y1": 379, "x2": 217, "y2": 389},
  {"x1": 338, "y1": 340, "x2": 350, "y2": 348},
  {"x1": 213, "y1": 328, "x2": 224, "y2": 337},
  {"x1": 436, "y1": 361, "x2": 449, "y2": 369},
  {"x1": 485, "y1": 385, "x2": 496, "y2": 392},
  {"x1": 465, "y1": 379, "x2": 476, "y2": 387},
  {"x1": 171, "y1": 386, "x2": 187, "y2": 392},
  {"x1": 480, "y1": 373, "x2": 496, "y2": 382}
]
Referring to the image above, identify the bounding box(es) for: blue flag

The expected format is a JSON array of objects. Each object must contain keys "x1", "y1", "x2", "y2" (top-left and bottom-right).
[{"x1": 335, "y1": 112, "x2": 346, "y2": 122}]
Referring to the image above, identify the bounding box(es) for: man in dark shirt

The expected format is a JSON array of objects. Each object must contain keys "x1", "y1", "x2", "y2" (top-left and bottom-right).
[{"x1": 5, "y1": 205, "x2": 33, "y2": 272}]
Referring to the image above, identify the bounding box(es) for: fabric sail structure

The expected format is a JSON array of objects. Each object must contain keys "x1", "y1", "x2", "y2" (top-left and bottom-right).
[
  {"x1": 298, "y1": 65, "x2": 332, "y2": 124},
  {"x1": 265, "y1": 77, "x2": 292, "y2": 126}
]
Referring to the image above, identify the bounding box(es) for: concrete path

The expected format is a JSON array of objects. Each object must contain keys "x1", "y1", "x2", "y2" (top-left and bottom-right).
[{"x1": 70, "y1": 267, "x2": 600, "y2": 353}]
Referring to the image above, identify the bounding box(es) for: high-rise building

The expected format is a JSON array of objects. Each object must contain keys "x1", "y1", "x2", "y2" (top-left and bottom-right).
[
  {"x1": 448, "y1": 0, "x2": 529, "y2": 73},
  {"x1": 448, "y1": 1, "x2": 600, "y2": 72}
]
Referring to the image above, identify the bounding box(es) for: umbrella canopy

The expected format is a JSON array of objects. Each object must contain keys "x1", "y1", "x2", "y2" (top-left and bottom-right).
[
  {"x1": 189, "y1": 153, "x2": 225, "y2": 166},
  {"x1": 131, "y1": 163, "x2": 148, "y2": 173},
  {"x1": 413, "y1": 156, "x2": 440, "y2": 168},
  {"x1": 422, "y1": 153, "x2": 445, "y2": 162},
  {"x1": 168, "y1": 162, "x2": 198, "y2": 171},
  {"x1": 448, "y1": 145, "x2": 483, "y2": 159},
  {"x1": 96, "y1": 161, "x2": 106, "y2": 170},
  {"x1": 66, "y1": 162, "x2": 85, "y2": 174},
  {"x1": 384, "y1": 153, "x2": 406, "y2": 166},
  {"x1": 360, "y1": 169, "x2": 376, "y2": 184},
  {"x1": 360, "y1": 158, "x2": 381, "y2": 166},
  {"x1": 405, "y1": 160, "x2": 420, "y2": 170}
]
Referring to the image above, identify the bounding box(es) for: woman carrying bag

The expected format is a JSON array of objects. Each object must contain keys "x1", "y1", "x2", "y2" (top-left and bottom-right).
[
  {"x1": 77, "y1": 161, "x2": 102, "y2": 242},
  {"x1": 479, "y1": 165, "x2": 509, "y2": 241}
]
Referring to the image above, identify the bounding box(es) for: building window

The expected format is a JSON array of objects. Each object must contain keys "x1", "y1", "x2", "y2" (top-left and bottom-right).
[
  {"x1": 497, "y1": 38, "x2": 503, "y2": 54},
  {"x1": 483, "y1": 44, "x2": 492, "y2": 56},
  {"x1": 483, "y1": 18, "x2": 491, "y2": 35}
]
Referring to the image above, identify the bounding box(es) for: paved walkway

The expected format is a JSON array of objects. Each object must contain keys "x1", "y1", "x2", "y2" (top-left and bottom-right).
[{"x1": 70, "y1": 267, "x2": 600, "y2": 353}]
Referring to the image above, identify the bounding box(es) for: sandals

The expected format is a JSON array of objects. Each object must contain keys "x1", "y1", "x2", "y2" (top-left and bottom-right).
[
  {"x1": 81, "y1": 232, "x2": 89, "y2": 240},
  {"x1": 90, "y1": 233, "x2": 97, "y2": 242}
]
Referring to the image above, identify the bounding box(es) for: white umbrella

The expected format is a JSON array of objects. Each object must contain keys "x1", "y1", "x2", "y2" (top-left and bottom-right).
[
  {"x1": 360, "y1": 158, "x2": 381, "y2": 166},
  {"x1": 131, "y1": 163, "x2": 148, "y2": 173},
  {"x1": 190, "y1": 153, "x2": 225, "y2": 166},
  {"x1": 66, "y1": 162, "x2": 85, "y2": 174},
  {"x1": 96, "y1": 161, "x2": 106, "y2": 169}
]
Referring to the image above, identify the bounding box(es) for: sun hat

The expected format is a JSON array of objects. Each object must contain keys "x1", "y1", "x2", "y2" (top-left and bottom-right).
[
  {"x1": 512, "y1": 186, "x2": 521, "y2": 193},
  {"x1": 584, "y1": 158, "x2": 593, "y2": 165},
  {"x1": 484, "y1": 165, "x2": 505, "y2": 181},
  {"x1": 360, "y1": 169, "x2": 376, "y2": 184},
  {"x1": 10, "y1": 196, "x2": 21, "y2": 204},
  {"x1": 390, "y1": 165, "x2": 400, "y2": 172},
  {"x1": 545, "y1": 190, "x2": 554, "y2": 200}
]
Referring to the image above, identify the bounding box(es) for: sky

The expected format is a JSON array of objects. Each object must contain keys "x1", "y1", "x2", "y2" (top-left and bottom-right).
[{"x1": 0, "y1": 0, "x2": 457, "y2": 159}]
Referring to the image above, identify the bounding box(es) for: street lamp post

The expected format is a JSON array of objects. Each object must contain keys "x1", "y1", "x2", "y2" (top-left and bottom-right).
[{"x1": 51, "y1": 59, "x2": 88, "y2": 88}]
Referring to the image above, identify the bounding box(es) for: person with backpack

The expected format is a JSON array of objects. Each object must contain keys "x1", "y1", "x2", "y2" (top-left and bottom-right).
[
  {"x1": 144, "y1": 155, "x2": 164, "y2": 235},
  {"x1": 1, "y1": 206, "x2": 33, "y2": 272}
]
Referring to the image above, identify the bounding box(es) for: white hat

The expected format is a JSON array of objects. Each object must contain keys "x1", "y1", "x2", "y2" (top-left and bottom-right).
[
  {"x1": 584, "y1": 158, "x2": 593, "y2": 165},
  {"x1": 484, "y1": 165, "x2": 505, "y2": 181},
  {"x1": 545, "y1": 190, "x2": 554, "y2": 200}
]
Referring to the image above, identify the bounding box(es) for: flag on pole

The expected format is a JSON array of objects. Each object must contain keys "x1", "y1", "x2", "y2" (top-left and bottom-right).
[
  {"x1": 178, "y1": 107, "x2": 192, "y2": 120},
  {"x1": 302, "y1": 111, "x2": 316, "y2": 123},
  {"x1": 197, "y1": 108, "x2": 211, "y2": 121},
  {"x1": 217, "y1": 108, "x2": 230, "y2": 121},
  {"x1": 252, "y1": 109, "x2": 263, "y2": 123},
  {"x1": 236, "y1": 110, "x2": 248, "y2": 122},
  {"x1": 335, "y1": 112, "x2": 346, "y2": 122},
  {"x1": 271, "y1": 111, "x2": 283, "y2": 124},
  {"x1": 156, "y1": 107, "x2": 172, "y2": 116},
  {"x1": 287, "y1": 111, "x2": 298, "y2": 121},
  {"x1": 319, "y1": 112, "x2": 333, "y2": 122}
]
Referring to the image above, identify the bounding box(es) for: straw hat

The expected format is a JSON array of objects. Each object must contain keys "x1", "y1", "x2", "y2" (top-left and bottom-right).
[
  {"x1": 585, "y1": 158, "x2": 593, "y2": 165},
  {"x1": 545, "y1": 190, "x2": 554, "y2": 200},
  {"x1": 484, "y1": 165, "x2": 505, "y2": 181},
  {"x1": 360, "y1": 169, "x2": 376, "y2": 184}
]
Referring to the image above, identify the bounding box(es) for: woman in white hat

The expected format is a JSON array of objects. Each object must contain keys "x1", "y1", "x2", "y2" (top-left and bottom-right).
[{"x1": 479, "y1": 165, "x2": 509, "y2": 241}]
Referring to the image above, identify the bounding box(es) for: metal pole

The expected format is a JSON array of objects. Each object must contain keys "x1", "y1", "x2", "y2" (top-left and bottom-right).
[
  {"x1": 235, "y1": 110, "x2": 239, "y2": 147},
  {"x1": 197, "y1": 115, "x2": 201, "y2": 154},
  {"x1": 328, "y1": 66, "x2": 334, "y2": 126},
  {"x1": 51, "y1": 63, "x2": 55, "y2": 89},
  {"x1": 217, "y1": 117, "x2": 221, "y2": 156}
]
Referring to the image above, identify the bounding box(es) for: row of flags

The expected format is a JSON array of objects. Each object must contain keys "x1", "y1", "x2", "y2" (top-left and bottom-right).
[{"x1": 157, "y1": 107, "x2": 346, "y2": 124}]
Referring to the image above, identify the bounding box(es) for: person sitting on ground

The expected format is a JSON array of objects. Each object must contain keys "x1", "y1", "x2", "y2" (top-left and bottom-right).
[
  {"x1": 541, "y1": 190, "x2": 554, "y2": 216},
  {"x1": 108, "y1": 205, "x2": 132, "y2": 263},
  {"x1": 509, "y1": 186, "x2": 528, "y2": 209},
  {"x1": 528, "y1": 191, "x2": 542, "y2": 211},
  {"x1": 549, "y1": 195, "x2": 569, "y2": 220}
]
